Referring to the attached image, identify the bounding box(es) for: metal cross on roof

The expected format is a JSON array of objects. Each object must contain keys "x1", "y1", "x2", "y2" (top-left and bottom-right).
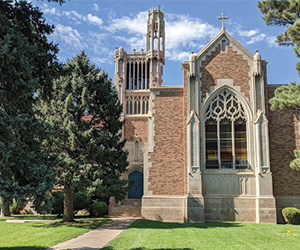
[{"x1": 218, "y1": 13, "x2": 228, "y2": 31}]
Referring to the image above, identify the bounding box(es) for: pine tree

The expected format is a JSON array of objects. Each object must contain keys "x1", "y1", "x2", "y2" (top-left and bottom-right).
[
  {"x1": 40, "y1": 51, "x2": 128, "y2": 222},
  {"x1": 259, "y1": 1, "x2": 300, "y2": 171},
  {"x1": 0, "y1": 0, "x2": 61, "y2": 216}
]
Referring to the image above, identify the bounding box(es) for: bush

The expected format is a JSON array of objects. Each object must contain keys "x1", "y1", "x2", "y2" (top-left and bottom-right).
[
  {"x1": 282, "y1": 207, "x2": 300, "y2": 224},
  {"x1": 73, "y1": 192, "x2": 90, "y2": 214},
  {"x1": 90, "y1": 202, "x2": 108, "y2": 217},
  {"x1": 51, "y1": 191, "x2": 90, "y2": 216},
  {"x1": 51, "y1": 191, "x2": 64, "y2": 217},
  {"x1": 10, "y1": 202, "x2": 25, "y2": 214}
]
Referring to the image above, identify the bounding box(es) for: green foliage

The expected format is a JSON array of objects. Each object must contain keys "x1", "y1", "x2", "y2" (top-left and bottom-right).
[
  {"x1": 90, "y1": 202, "x2": 108, "y2": 217},
  {"x1": 258, "y1": 0, "x2": 300, "y2": 75},
  {"x1": 259, "y1": 1, "x2": 300, "y2": 171},
  {"x1": 73, "y1": 192, "x2": 90, "y2": 213},
  {"x1": 39, "y1": 51, "x2": 128, "y2": 221},
  {"x1": 51, "y1": 191, "x2": 64, "y2": 216},
  {"x1": 282, "y1": 207, "x2": 300, "y2": 224},
  {"x1": 51, "y1": 191, "x2": 91, "y2": 216},
  {"x1": 0, "y1": 0, "x2": 61, "y2": 212},
  {"x1": 269, "y1": 82, "x2": 300, "y2": 110},
  {"x1": 10, "y1": 202, "x2": 25, "y2": 214},
  {"x1": 290, "y1": 149, "x2": 300, "y2": 171}
]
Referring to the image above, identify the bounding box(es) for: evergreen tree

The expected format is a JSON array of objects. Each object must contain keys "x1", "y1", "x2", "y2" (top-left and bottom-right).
[
  {"x1": 0, "y1": 0, "x2": 60, "y2": 216},
  {"x1": 269, "y1": 82, "x2": 300, "y2": 110},
  {"x1": 258, "y1": 0, "x2": 300, "y2": 73},
  {"x1": 40, "y1": 51, "x2": 128, "y2": 222},
  {"x1": 259, "y1": 0, "x2": 300, "y2": 171}
]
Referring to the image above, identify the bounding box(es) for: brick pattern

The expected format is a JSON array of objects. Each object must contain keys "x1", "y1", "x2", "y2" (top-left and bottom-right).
[
  {"x1": 182, "y1": 65, "x2": 189, "y2": 196},
  {"x1": 148, "y1": 90, "x2": 186, "y2": 195},
  {"x1": 124, "y1": 117, "x2": 148, "y2": 142},
  {"x1": 267, "y1": 86, "x2": 300, "y2": 196},
  {"x1": 200, "y1": 45, "x2": 250, "y2": 100}
]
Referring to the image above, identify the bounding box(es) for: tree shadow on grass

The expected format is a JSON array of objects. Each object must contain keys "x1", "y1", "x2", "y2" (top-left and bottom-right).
[
  {"x1": 0, "y1": 247, "x2": 45, "y2": 250},
  {"x1": 127, "y1": 219, "x2": 243, "y2": 230},
  {"x1": 27, "y1": 217, "x2": 110, "y2": 228},
  {"x1": 102, "y1": 247, "x2": 193, "y2": 250}
]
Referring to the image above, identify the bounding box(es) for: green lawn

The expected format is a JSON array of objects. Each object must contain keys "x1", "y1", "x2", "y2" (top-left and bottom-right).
[
  {"x1": 0, "y1": 216, "x2": 110, "y2": 250},
  {"x1": 102, "y1": 219, "x2": 300, "y2": 250}
]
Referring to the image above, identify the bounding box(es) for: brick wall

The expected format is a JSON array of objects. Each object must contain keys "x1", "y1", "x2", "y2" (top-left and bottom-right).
[
  {"x1": 200, "y1": 45, "x2": 250, "y2": 100},
  {"x1": 268, "y1": 86, "x2": 300, "y2": 196},
  {"x1": 148, "y1": 90, "x2": 186, "y2": 195},
  {"x1": 124, "y1": 117, "x2": 148, "y2": 142}
]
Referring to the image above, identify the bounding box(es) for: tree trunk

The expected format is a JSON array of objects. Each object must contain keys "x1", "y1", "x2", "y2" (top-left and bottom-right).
[
  {"x1": 63, "y1": 186, "x2": 74, "y2": 222},
  {"x1": 0, "y1": 197, "x2": 10, "y2": 217}
]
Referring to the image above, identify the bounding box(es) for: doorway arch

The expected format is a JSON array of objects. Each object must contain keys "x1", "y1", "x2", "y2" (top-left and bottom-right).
[{"x1": 128, "y1": 171, "x2": 143, "y2": 199}]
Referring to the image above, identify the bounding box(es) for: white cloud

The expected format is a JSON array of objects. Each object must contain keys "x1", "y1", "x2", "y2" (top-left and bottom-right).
[
  {"x1": 246, "y1": 33, "x2": 267, "y2": 45},
  {"x1": 40, "y1": 3, "x2": 59, "y2": 16},
  {"x1": 61, "y1": 10, "x2": 87, "y2": 24},
  {"x1": 166, "y1": 51, "x2": 191, "y2": 62},
  {"x1": 53, "y1": 24, "x2": 85, "y2": 49},
  {"x1": 107, "y1": 12, "x2": 219, "y2": 61},
  {"x1": 43, "y1": 7, "x2": 56, "y2": 15},
  {"x1": 108, "y1": 11, "x2": 148, "y2": 34},
  {"x1": 164, "y1": 14, "x2": 219, "y2": 61},
  {"x1": 87, "y1": 14, "x2": 103, "y2": 27},
  {"x1": 93, "y1": 3, "x2": 99, "y2": 12},
  {"x1": 165, "y1": 14, "x2": 218, "y2": 50},
  {"x1": 266, "y1": 36, "x2": 279, "y2": 47},
  {"x1": 238, "y1": 29, "x2": 259, "y2": 37}
]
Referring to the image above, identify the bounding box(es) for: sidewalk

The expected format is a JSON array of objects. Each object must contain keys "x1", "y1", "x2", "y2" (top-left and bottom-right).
[{"x1": 46, "y1": 217, "x2": 138, "y2": 250}]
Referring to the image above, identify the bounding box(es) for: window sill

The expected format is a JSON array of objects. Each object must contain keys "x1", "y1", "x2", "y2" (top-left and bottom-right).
[
  {"x1": 125, "y1": 114, "x2": 149, "y2": 118},
  {"x1": 203, "y1": 169, "x2": 254, "y2": 175}
]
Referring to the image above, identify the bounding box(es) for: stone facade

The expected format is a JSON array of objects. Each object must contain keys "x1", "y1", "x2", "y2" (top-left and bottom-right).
[{"x1": 114, "y1": 7, "x2": 300, "y2": 224}]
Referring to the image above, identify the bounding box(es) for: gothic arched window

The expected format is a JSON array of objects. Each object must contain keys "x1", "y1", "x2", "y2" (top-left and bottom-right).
[{"x1": 205, "y1": 89, "x2": 248, "y2": 169}]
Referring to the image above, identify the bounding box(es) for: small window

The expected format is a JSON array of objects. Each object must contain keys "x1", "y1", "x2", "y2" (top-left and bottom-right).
[{"x1": 221, "y1": 40, "x2": 227, "y2": 52}]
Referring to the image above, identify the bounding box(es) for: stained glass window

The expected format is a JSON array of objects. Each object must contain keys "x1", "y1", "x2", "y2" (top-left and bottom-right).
[{"x1": 205, "y1": 90, "x2": 248, "y2": 169}]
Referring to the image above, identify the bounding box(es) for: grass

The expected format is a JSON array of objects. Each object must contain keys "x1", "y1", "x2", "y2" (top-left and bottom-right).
[
  {"x1": 0, "y1": 215, "x2": 110, "y2": 250},
  {"x1": 102, "y1": 219, "x2": 300, "y2": 250}
]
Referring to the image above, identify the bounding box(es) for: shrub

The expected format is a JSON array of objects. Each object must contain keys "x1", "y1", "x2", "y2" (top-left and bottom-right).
[
  {"x1": 282, "y1": 207, "x2": 300, "y2": 224},
  {"x1": 51, "y1": 191, "x2": 64, "y2": 217},
  {"x1": 73, "y1": 192, "x2": 90, "y2": 214},
  {"x1": 51, "y1": 191, "x2": 91, "y2": 216},
  {"x1": 10, "y1": 202, "x2": 25, "y2": 214},
  {"x1": 90, "y1": 202, "x2": 108, "y2": 217}
]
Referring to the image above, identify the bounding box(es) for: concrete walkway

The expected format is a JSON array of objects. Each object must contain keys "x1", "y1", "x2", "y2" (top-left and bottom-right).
[{"x1": 46, "y1": 217, "x2": 138, "y2": 250}]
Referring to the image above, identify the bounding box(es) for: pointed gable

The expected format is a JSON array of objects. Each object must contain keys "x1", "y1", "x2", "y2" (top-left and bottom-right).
[{"x1": 194, "y1": 30, "x2": 254, "y2": 101}]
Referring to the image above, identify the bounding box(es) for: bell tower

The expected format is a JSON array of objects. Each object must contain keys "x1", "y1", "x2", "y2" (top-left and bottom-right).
[
  {"x1": 146, "y1": 5, "x2": 165, "y2": 86},
  {"x1": 113, "y1": 6, "x2": 166, "y2": 189}
]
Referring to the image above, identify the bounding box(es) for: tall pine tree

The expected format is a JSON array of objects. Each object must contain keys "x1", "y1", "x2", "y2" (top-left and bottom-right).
[
  {"x1": 259, "y1": 0, "x2": 300, "y2": 170},
  {"x1": 0, "y1": 0, "x2": 60, "y2": 216},
  {"x1": 39, "y1": 51, "x2": 128, "y2": 222}
]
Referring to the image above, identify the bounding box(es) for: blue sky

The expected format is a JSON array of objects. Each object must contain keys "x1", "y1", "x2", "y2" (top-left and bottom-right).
[{"x1": 32, "y1": 0, "x2": 299, "y2": 86}]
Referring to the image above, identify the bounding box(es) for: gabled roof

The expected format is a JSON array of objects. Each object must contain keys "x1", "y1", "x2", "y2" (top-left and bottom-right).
[{"x1": 196, "y1": 30, "x2": 254, "y2": 61}]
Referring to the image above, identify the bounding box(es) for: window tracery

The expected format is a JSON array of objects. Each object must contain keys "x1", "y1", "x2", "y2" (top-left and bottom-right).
[
  {"x1": 205, "y1": 90, "x2": 248, "y2": 169},
  {"x1": 126, "y1": 96, "x2": 149, "y2": 115},
  {"x1": 205, "y1": 89, "x2": 246, "y2": 123}
]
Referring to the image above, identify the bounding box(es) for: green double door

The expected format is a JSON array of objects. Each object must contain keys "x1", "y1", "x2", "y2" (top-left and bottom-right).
[{"x1": 128, "y1": 171, "x2": 143, "y2": 199}]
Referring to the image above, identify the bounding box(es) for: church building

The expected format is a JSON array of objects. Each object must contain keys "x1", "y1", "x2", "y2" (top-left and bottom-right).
[{"x1": 113, "y1": 6, "x2": 300, "y2": 223}]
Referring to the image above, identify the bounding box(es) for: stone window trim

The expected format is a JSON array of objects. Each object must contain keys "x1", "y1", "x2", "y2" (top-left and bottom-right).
[
  {"x1": 204, "y1": 88, "x2": 249, "y2": 170},
  {"x1": 125, "y1": 95, "x2": 149, "y2": 115},
  {"x1": 134, "y1": 134, "x2": 140, "y2": 161}
]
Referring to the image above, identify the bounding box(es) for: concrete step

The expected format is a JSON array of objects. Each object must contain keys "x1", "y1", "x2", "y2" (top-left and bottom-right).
[
  {"x1": 109, "y1": 201, "x2": 141, "y2": 218},
  {"x1": 121, "y1": 199, "x2": 141, "y2": 206}
]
